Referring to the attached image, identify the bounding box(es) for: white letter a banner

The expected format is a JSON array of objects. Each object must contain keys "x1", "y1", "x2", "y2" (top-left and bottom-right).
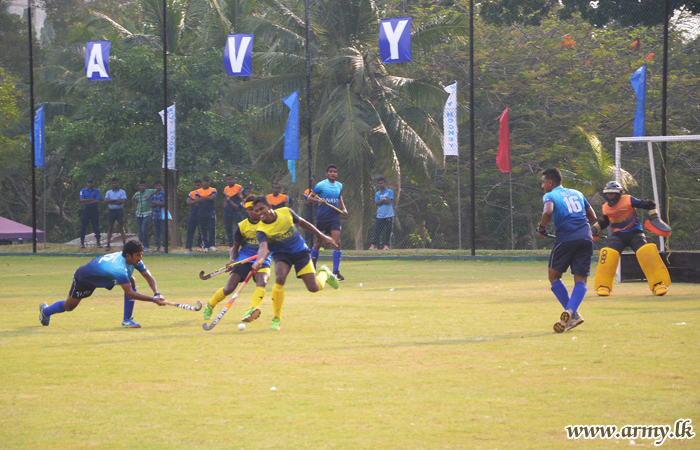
[
  {"x1": 159, "y1": 104, "x2": 176, "y2": 170},
  {"x1": 85, "y1": 41, "x2": 111, "y2": 80},
  {"x1": 443, "y1": 83, "x2": 458, "y2": 156}
]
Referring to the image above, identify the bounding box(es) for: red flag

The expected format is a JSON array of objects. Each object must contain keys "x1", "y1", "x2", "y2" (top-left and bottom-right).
[{"x1": 497, "y1": 107, "x2": 511, "y2": 173}]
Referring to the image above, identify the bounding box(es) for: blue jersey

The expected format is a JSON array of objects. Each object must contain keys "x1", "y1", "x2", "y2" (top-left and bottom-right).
[
  {"x1": 74, "y1": 252, "x2": 147, "y2": 289},
  {"x1": 375, "y1": 188, "x2": 394, "y2": 219},
  {"x1": 313, "y1": 179, "x2": 343, "y2": 223},
  {"x1": 543, "y1": 186, "x2": 592, "y2": 243}
]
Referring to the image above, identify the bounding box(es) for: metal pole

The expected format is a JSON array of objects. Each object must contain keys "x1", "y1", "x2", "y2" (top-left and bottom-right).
[
  {"x1": 304, "y1": 0, "x2": 313, "y2": 224},
  {"x1": 469, "y1": 0, "x2": 475, "y2": 256},
  {"x1": 509, "y1": 170, "x2": 514, "y2": 250},
  {"x1": 457, "y1": 154, "x2": 461, "y2": 250},
  {"x1": 163, "y1": 0, "x2": 169, "y2": 253},
  {"x1": 660, "y1": 0, "x2": 669, "y2": 225},
  {"x1": 28, "y1": 0, "x2": 37, "y2": 253}
]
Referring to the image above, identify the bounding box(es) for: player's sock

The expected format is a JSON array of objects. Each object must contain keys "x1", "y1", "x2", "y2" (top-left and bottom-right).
[
  {"x1": 250, "y1": 286, "x2": 266, "y2": 309},
  {"x1": 566, "y1": 282, "x2": 587, "y2": 313},
  {"x1": 123, "y1": 287, "x2": 136, "y2": 322},
  {"x1": 316, "y1": 270, "x2": 328, "y2": 291},
  {"x1": 332, "y1": 250, "x2": 342, "y2": 273},
  {"x1": 311, "y1": 248, "x2": 319, "y2": 266},
  {"x1": 271, "y1": 283, "x2": 285, "y2": 319},
  {"x1": 208, "y1": 287, "x2": 226, "y2": 308},
  {"x1": 43, "y1": 301, "x2": 66, "y2": 316},
  {"x1": 550, "y1": 280, "x2": 570, "y2": 309}
]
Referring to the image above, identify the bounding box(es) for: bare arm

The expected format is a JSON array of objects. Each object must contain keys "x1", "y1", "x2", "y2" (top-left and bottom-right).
[
  {"x1": 585, "y1": 205, "x2": 597, "y2": 225},
  {"x1": 338, "y1": 195, "x2": 348, "y2": 216},
  {"x1": 539, "y1": 201, "x2": 554, "y2": 228},
  {"x1": 120, "y1": 272, "x2": 164, "y2": 304},
  {"x1": 251, "y1": 241, "x2": 269, "y2": 271},
  {"x1": 230, "y1": 242, "x2": 240, "y2": 264},
  {"x1": 139, "y1": 270, "x2": 160, "y2": 295}
]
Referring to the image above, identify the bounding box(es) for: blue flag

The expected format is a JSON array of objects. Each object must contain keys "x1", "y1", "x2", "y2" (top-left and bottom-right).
[
  {"x1": 379, "y1": 17, "x2": 411, "y2": 63},
  {"x1": 630, "y1": 65, "x2": 646, "y2": 138},
  {"x1": 85, "y1": 41, "x2": 111, "y2": 80},
  {"x1": 224, "y1": 34, "x2": 254, "y2": 76},
  {"x1": 33, "y1": 103, "x2": 45, "y2": 167},
  {"x1": 283, "y1": 91, "x2": 299, "y2": 184},
  {"x1": 288, "y1": 160, "x2": 296, "y2": 185}
]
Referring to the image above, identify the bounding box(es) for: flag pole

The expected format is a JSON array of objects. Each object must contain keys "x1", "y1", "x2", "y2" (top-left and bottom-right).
[
  {"x1": 458, "y1": 150, "x2": 461, "y2": 250},
  {"x1": 509, "y1": 170, "x2": 514, "y2": 250},
  {"x1": 162, "y1": 0, "x2": 169, "y2": 253},
  {"x1": 304, "y1": 0, "x2": 313, "y2": 225},
  {"x1": 27, "y1": 0, "x2": 37, "y2": 253},
  {"x1": 469, "y1": 0, "x2": 476, "y2": 256}
]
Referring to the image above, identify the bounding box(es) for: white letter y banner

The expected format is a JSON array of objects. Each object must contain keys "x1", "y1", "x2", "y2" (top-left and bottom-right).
[
  {"x1": 379, "y1": 18, "x2": 411, "y2": 63},
  {"x1": 159, "y1": 104, "x2": 176, "y2": 170},
  {"x1": 224, "y1": 34, "x2": 254, "y2": 76},
  {"x1": 443, "y1": 82, "x2": 458, "y2": 156},
  {"x1": 85, "y1": 41, "x2": 111, "y2": 80}
]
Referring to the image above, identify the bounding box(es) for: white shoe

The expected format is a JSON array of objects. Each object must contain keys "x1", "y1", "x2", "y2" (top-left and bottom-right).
[
  {"x1": 209, "y1": 246, "x2": 217, "y2": 252},
  {"x1": 203, "y1": 248, "x2": 209, "y2": 253}
]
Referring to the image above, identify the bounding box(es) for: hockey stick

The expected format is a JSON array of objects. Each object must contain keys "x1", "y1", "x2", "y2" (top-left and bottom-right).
[
  {"x1": 199, "y1": 255, "x2": 258, "y2": 280},
  {"x1": 202, "y1": 269, "x2": 256, "y2": 331},
  {"x1": 163, "y1": 300, "x2": 203, "y2": 311},
  {"x1": 309, "y1": 192, "x2": 345, "y2": 215}
]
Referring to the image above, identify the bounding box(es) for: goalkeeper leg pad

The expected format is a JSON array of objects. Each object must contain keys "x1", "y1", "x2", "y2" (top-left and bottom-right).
[
  {"x1": 636, "y1": 244, "x2": 671, "y2": 296},
  {"x1": 594, "y1": 247, "x2": 620, "y2": 296}
]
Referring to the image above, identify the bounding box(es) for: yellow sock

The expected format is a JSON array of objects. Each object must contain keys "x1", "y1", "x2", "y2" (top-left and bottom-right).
[
  {"x1": 271, "y1": 284, "x2": 285, "y2": 319},
  {"x1": 250, "y1": 286, "x2": 266, "y2": 309},
  {"x1": 316, "y1": 270, "x2": 328, "y2": 291},
  {"x1": 208, "y1": 287, "x2": 226, "y2": 307}
]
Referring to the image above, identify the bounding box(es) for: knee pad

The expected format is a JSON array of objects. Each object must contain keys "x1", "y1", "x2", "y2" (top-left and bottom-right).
[
  {"x1": 636, "y1": 244, "x2": 671, "y2": 295},
  {"x1": 594, "y1": 247, "x2": 620, "y2": 296}
]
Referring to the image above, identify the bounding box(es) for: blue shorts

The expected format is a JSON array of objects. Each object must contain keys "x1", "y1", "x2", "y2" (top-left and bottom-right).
[
  {"x1": 231, "y1": 262, "x2": 270, "y2": 280},
  {"x1": 316, "y1": 219, "x2": 341, "y2": 234},
  {"x1": 68, "y1": 277, "x2": 97, "y2": 299},
  {"x1": 549, "y1": 239, "x2": 594, "y2": 276},
  {"x1": 273, "y1": 250, "x2": 315, "y2": 278},
  {"x1": 108, "y1": 209, "x2": 124, "y2": 224}
]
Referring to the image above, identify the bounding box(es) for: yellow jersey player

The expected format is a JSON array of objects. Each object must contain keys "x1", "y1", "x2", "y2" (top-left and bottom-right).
[
  {"x1": 591, "y1": 181, "x2": 672, "y2": 296},
  {"x1": 251, "y1": 196, "x2": 339, "y2": 330},
  {"x1": 203, "y1": 196, "x2": 273, "y2": 323}
]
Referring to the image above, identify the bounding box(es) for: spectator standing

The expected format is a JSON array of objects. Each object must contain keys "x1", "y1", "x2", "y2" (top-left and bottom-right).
[
  {"x1": 131, "y1": 181, "x2": 155, "y2": 252},
  {"x1": 104, "y1": 177, "x2": 127, "y2": 251},
  {"x1": 196, "y1": 175, "x2": 218, "y2": 252},
  {"x1": 369, "y1": 177, "x2": 394, "y2": 250},
  {"x1": 223, "y1": 174, "x2": 244, "y2": 249},
  {"x1": 79, "y1": 177, "x2": 101, "y2": 248},
  {"x1": 185, "y1": 179, "x2": 204, "y2": 254},
  {"x1": 150, "y1": 181, "x2": 166, "y2": 253},
  {"x1": 267, "y1": 182, "x2": 293, "y2": 210}
]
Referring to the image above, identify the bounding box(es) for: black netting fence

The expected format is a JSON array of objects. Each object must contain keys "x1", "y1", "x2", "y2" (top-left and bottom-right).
[{"x1": 1, "y1": 0, "x2": 699, "y2": 254}]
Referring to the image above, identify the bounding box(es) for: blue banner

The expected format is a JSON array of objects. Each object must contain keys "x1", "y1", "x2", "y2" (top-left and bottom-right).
[
  {"x1": 283, "y1": 91, "x2": 299, "y2": 184},
  {"x1": 630, "y1": 65, "x2": 646, "y2": 138},
  {"x1": 85, "y1": 41, "x2": 111, "y2": 80},
  {"x1": 224, "y1": 34, "x2": 254, "y2": 76},
  {"x1": 33, "y1": 103, "x2": 45, "y2": 167},
  {"x1": 288, "y1": 160, "x2": 296, "y2": 185},
  {"x1": 379, "y1": 17, "x2": 411, "y2": 63}
]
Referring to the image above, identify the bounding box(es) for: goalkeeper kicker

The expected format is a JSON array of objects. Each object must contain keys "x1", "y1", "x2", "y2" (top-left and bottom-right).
[{"x1": 591, "y1": 181, "x2": 672, "y2": 297}]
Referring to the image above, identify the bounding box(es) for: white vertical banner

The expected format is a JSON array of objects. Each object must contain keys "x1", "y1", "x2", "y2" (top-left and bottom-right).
[
  {"x1": 159, "y1": 103, "x2": 176, "y2": 170},
  {"x1": 443, "y1": 82, "x2": 458, "y2": 156}
]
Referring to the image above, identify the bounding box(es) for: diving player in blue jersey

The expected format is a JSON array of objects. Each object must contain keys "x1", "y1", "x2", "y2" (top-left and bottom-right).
[
  {"x1": 310, "y1": 165, "x2": 348, "y2": 280},
  {"x1": 39, "y1": 240, "x2": 167, "y2": 328},
  {"x1": 202, "y1": 196, "x2": 273, "y2": 324},
  {"x1": 536, "y1": 168, "x2": 598, "y2": 333},
  {"x1": 251, "y1": 196, "x2": 339, "y2": 330}
]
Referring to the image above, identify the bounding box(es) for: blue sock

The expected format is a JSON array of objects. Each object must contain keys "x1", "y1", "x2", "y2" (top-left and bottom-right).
[
  {"x1": 550, "y1": 281, "x2": 569, "y2": 309},
  {"x1": 311, "y1": 248, "x2": 319, "y2": 267},
  {"x1": 566, "y1": 281, "x2": 587, "y2": 313},
  {"x1": 124, "y1": 286, "x2": 136, "y2": 321},
  {"x1": 333, "y1": 250, "x2": 342, "y2": 273},
  {"x1": 44, "y1": 301, "x2": 66, "y2": 316}
]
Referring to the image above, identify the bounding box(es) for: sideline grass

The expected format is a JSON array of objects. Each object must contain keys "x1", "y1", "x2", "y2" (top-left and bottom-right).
[{"x1": 1, "y1": 256, "x2": 698, "y2": 449}]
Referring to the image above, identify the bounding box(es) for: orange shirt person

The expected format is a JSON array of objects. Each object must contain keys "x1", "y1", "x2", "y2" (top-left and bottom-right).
[
  {"x1": 223, "y1": 174, "x2": 244, "y2": 249},
  {"x1": 266, "y1": 182, "x2": 293, "y2": 210}
]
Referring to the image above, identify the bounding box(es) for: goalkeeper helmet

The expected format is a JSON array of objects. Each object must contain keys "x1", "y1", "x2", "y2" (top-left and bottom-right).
[{"x1": 603, "y1": 181, "x2": 623, "y2": 206}]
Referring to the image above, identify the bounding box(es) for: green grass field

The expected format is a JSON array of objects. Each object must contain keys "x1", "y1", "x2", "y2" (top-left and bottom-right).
[{"x1": 1, "y1": 256, "x2": 698, "y2": 449}]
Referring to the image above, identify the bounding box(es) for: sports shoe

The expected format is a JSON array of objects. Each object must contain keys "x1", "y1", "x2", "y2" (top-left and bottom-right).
[
  {"x1": 196, "y1": 246, "x2": 203, "y2": 251},
  {"x1": 596, "y1": 286, "x2": 611, "y2": 296},
  {"x1": 566, "y1": 312, "x2": 584, "y2": 331},
  {"x1": 652, "y1": 282, "x2": 668, "y2": 296},
  {"x1": 143, "y1": 247, "x2": 150, "y2": 252},
  {"x1": 318, "y1": 265, "x2": 339, "y2": 289},
  {"x1": 155, "y1": 247, "x2": 162, "y2": 253},
  {"x1": 184, "y1": 249, "x2": 192, "y2": 254},
  {"x1": 383, "y1": 245, "x2": 390, "y2": 250},
  {"x1": 203, "y1": 248, "x2": 209, "y2": 253},
  {"x1": 553, "y1": 309, "x2": 573, "y2": 333},
  {"x1": 105, "y1": 245, "x2": 111, "y2": 251},
  {"x1": 203, "y1": 303, "x2": 214, "y2": 320},
  {"x1": 40, "y1": 302, "x2": 50, "y2": 326},
  {"x1": 242, "y1": 307, "x2": 261, "y2": 323},
  {"x1": 209, "y1": 246, "x2": 218, "y2": 252},
  {"x1": 96, "y1": 243, "x2": 102, "y2": 248},
  {"x1": 122, "y1": 318, "x2": 141, "y2": 328},
  {"x1": 368, "y1": 244, "x2": 377, "y2": 250},
  {"x1": 270, "y1": 317, "x2": 281, "y2": 331},
  {"x1": 79, "y1": 244, "x2": 85, "y2": 249},
  {"x1": 333, "y1": 271, "x2": 345, "y2": 281}
]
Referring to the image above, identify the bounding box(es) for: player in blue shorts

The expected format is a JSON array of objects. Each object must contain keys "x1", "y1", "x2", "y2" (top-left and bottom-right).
[
  {"x1": 536, "y1": 168, "x2": 598, "y2": 333},
  {"x1": 251, "y1": 196, "x2": 339, "y2": 330},
  {"x1": 39, "y1": 240, "x2": 167, "y2": 328},
  {"x1": 202, "y1": 196, "x2": 273, "y2": 324},
  {"x1": 310, "y1": 164, "x2": 348, "y2": 280}
]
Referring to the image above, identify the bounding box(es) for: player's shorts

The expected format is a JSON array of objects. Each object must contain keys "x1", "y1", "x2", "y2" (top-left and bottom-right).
[
  {"x1": 68, "y1": 277, "x2": 97, "y2": 300},
  {"x1": 549, "y1": 238, "x2": 594, "y2": 276},
  {"x1": 231, "y1": 262, "x2": 271, "y2": 280},
  {"x1": 316, "y1": 219, "x2": 341, "y2": 234},
  {"x1": 608, "y1": 229, "x2": 647, "y2": 253},
  {"x1": 273, "y1": 250, "x2": 316, "y2": 278},
  {"x1": 108, "y1": 208, "x2": 124, "y2": 224}
]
